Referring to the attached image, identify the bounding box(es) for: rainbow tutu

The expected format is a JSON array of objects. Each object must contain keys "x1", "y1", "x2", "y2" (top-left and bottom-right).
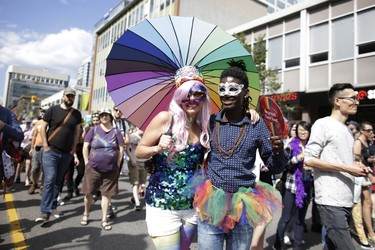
[{"x1": 193, "y1": 179, "x2": 281, "y2": 232}]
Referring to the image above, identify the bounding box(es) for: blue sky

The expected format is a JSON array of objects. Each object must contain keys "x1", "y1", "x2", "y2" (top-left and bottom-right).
[{"x1": 0, "y1": 0, "x2": 121, "y2": 100}]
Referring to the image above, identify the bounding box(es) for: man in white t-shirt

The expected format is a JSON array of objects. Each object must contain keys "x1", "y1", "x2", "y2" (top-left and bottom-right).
[{"x1": 304, "y1": 83, "x2": 372, "y2": 250}]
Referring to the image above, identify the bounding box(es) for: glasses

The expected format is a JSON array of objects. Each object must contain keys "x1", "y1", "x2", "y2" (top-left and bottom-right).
[
  {"x1": 363, "y1": 129, "x2": 374, "y2": 132},
  {"x1": 114, "y1": 108, "x2": 121, "y2": 112},
  {"x1": 337, "y1": 96, "x2": 359, "y2": 102},
  {"x1": 181, "y1": 96, "x2": 206, "y2": 104}
]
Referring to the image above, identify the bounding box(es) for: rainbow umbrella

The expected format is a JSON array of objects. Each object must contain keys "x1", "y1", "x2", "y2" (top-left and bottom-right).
[{"x1": 106, "y1": 15, "x2": 259, "y2": 130}]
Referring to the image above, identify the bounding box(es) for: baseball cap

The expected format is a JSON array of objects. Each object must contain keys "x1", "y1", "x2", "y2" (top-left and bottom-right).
[
  {"x1": 63, "y1": 87, "x2": 76, "y2": 96},
  {"x1": 99, "y1": 108, "x2": 112, "y2": 116}
]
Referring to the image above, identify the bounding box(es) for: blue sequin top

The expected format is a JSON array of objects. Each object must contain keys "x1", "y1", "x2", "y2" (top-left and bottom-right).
[{"x1": 145, "y1": 143, "x2": 204, "y2": 210}]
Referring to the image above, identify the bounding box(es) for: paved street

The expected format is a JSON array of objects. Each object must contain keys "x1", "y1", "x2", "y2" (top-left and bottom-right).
[{"x1": 0, "y1": 172, "x2": 363, "y2": 250}]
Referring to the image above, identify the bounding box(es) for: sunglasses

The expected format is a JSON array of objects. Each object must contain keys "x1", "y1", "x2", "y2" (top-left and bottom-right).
[{"x1": 181, "y1": 96, "x2": 206, "y2": 105}]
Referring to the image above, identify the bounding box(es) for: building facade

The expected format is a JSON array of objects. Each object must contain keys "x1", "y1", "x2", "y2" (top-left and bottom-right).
[
  {"x1": 3, "y1": 65, "x2": 69, "y2": 117},
  {"x1": 228, "y1": 0, "x2": 375, "y2": 123},
  {"x1": 89, "y1": 0, "x2": 271, "y2": 112},
  {"x1": 76, "y1": 56, "x2": 92, "y2": 90}
]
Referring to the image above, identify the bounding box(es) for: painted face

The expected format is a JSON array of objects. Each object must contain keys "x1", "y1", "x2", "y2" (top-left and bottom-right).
[
  {"x1": 218, "y1": 80, "x2": 244, "y2": 97},
  {"x1": 181, "y1": 85, "x2": 207, "y2": 105}
]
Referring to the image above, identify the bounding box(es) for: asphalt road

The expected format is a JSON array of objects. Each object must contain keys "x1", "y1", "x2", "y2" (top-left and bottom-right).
[{"x1": 0, "y1": 171, "x2": 363, "y2": 250}]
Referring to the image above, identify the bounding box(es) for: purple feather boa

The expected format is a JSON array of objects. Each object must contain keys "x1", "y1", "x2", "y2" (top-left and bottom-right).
[{"x1": 291, "y1": 137, "x2": 306, "y2": 208}]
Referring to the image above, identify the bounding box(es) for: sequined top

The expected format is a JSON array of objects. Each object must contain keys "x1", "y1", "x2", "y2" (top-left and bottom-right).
[{"x1": 146, "y1": 143, "x2": 204, "y2": 210}]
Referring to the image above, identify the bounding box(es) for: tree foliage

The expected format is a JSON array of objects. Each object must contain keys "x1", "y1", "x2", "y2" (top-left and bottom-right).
[{"x1": 234, "y1": 33, "x2": 282, "y2": 95}]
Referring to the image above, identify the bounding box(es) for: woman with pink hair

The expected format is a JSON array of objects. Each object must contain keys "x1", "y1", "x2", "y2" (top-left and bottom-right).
[{"x1": 135, "y1": 66, "x2": 211, "y2": 250}]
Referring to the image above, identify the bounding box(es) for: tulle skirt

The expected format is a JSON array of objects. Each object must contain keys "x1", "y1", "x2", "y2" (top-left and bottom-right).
[{"x1": 193, "y1": 179, "x2": 281, "y2": 233}]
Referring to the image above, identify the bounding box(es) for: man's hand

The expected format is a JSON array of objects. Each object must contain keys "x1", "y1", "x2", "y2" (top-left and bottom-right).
[
  {"x1": 270, "y1": 136, "x2": 284, "y2": 153},
  {"x1": 349, "y1": 162, "x2": 373, "y2": 177},
  {"x1": 0, "y1": 120, "x2": 4, "y2": 130},
  {"x1": 73, "y1": 154, "x2": 79, "y2": 167}
]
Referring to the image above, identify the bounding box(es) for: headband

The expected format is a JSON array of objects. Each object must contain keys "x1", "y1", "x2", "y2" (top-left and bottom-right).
[{"x1": 174, "y1": 66, "x2": 204, "y2": 88}]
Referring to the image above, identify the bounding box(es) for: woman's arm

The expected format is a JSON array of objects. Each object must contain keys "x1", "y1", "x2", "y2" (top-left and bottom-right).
[
  {"x1": 135, "y1": 111, "x2": 173, "y2": 159},
  {"x1": 82, "y1": 142, "x2": 90, "y2": 166}
]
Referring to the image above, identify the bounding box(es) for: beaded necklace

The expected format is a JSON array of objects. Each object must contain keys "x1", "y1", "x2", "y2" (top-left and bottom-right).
[{"x1": 213, "y1": 121, "x2": 248, "y2": 159}]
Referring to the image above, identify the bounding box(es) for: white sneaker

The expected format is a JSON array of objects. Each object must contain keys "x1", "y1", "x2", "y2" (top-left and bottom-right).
[
  {"x1": 52, "y1": 208, "x2": 63, "y2": 218},
  {"x1": 360, "y1": 243, "x2": 375, "y2": 250},
  {"x1": 57, "y1": 196, "x2": 65, "y2": 206},
  {"x1": 284, "y1": 235, "x2": 292, "y2": 246}
]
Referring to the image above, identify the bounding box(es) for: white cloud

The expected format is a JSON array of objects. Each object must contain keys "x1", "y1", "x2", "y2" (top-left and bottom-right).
[{"x1": 0, "y1": 28, "x2": 93, "y2": 79}]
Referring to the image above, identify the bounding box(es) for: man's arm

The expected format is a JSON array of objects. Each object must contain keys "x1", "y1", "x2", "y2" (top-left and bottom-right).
[
  {"x1": 40, "y1": 120, "x2": 50, "y2": 151},
  {"x1": 304, "y1": 157, "x2": 370, "y2": 177},
  {"x1": 0, "y1": 111, "x2": 24, "y2": 143},
  {"x1": 71, "y1": 124, "x2": 81, "y2": 166}
]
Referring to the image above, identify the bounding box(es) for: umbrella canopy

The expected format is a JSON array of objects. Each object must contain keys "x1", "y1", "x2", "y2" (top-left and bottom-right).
[{"x1": 106, "y1": 15, "x2": 259, "y2": 130}]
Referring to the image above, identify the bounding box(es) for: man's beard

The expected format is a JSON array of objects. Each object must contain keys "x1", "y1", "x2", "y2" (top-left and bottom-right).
[{"x1": 64, "y1": 100, "x2": 73, "y2": 108}]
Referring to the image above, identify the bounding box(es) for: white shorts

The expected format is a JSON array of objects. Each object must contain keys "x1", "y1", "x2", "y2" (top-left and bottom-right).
[{"x1": 146, "y1": 204, "x2": 197, "y2": 237}]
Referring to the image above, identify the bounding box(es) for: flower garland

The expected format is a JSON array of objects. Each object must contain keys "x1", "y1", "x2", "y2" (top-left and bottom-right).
[{"x1": 290, "y1": 137, "x2": 306, "y2": 208}]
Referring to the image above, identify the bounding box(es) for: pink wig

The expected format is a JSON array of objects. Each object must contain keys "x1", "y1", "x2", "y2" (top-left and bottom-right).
[{"x1": 168, "y1": 80, "x2": 210, "y2": 157}]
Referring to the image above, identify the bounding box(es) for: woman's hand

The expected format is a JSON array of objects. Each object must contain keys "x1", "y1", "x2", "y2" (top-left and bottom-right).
[
  {"x1": 157, "y1": 134, "x2": 173, "y2": 151},
  {"x1": 246, "y1": 109, "x2": 260, "y2": 124}
]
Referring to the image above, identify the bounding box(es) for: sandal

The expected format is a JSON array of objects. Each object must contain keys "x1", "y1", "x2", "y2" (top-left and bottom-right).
[
  {"x1": 80, "y1": 214, "x2": 89, "y2": 226},
  {"x1": 101, "y1": 220, "x2": 112, "y2": 231}
]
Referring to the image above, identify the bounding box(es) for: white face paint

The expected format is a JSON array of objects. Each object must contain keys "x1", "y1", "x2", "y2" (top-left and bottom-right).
[{"x1": 218, "y1": 81, "x2": 244, "y2": 97}]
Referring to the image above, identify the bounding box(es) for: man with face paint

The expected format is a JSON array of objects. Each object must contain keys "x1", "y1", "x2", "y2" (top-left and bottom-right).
[
  {"x1": 194, "y1": 60, "x2": 289, "y2": 250},
  {"x1": 35, "y1": 87, "x2": 82, "y2": 223}
]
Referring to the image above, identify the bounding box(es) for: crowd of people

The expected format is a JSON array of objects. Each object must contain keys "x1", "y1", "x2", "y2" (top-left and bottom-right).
[{"x1": 1, "y1": 66, "x2": 375, "y2": 250}]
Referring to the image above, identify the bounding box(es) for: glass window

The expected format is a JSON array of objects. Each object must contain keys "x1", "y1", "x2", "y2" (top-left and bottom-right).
[
  {"x1": 332, "y1": 15, "x2": 354, "y2": 61},
  {"x1": 268, "y1": 36, "x2": 282, "y2": 70},
  {"x1": 285, "y1": 31, "x2": 300, "y2": 67},
  {"x1": 310, "y1": 22, "x2": 328, "y2": 54},
  {"x1": 358, "y1": 8, "x2": 375, "y2": 44},
  {"x1": 285, "y1": 31, "x2": 300, "y2": 59}
]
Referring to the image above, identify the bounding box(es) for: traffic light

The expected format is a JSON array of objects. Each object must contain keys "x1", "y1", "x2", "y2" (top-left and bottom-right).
[{"x1": 31, "y1": 95, "x2": 37, "y2": 103}]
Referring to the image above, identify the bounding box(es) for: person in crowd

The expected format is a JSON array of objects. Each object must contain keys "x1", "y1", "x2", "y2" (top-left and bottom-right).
[
  {"x1": 135, "y1": 66, "x2": 211, "y2": 250},
  {"x1": 354, "y1": 121, "x2": 375, "y2": 245},
  {"x1": 347, "y1": 120, "x2": 360, "y2": 138},
  {"x1": 285, "y1": 122, "x2": 297, "y2": 145},
  {"x1": 107, "y1": 106, "x2": 130, "y2": 218},
  {"x1": 273, "y1": 121, "x2": 313, "y2": 250},
  {"x1": 80, "y1": 108, "x2": 124, "y2": 231},
  {"x1": 15, "y1": 116, "x2": 33, "y2": 185},
  {"x1": 28, "y1": 108, "x2": 47, "y2": 194},
  {"x1": 193, "y1": 61, "x2": 288, "y2": 250},
  {"x1": 35, "y1": 87, "x2": 82, "y2": 223},
  {"x1": 352, "y1": 153, "x2": 375, "y2": 250},
  {"x1": 304, "y1": 83, "x2": 372, "y2": 249},
  {"x1": 0, "y1": 104, "x2": 24, "y2": 187},
  {"x1": 63, "y1": 122, "x2": 85, "y2": 200},
  {"x1": 128, "y1": 128, "x2": 148, "y2": 211}
]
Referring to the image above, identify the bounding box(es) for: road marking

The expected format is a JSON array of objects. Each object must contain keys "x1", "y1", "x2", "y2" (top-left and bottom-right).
[{"x1": 5, "y1": 192, "x2": 28, "y2": 249}]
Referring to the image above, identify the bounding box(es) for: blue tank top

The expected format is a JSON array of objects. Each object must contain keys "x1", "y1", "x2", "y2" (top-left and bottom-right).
[{"x1": 145, "y1": 143, "x2": 204, "y2": 210}]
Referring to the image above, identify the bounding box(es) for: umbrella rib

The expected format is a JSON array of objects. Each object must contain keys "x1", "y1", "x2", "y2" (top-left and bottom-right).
[{"x1": 128, "y1": 83, "x2": 174, "y2": 126}]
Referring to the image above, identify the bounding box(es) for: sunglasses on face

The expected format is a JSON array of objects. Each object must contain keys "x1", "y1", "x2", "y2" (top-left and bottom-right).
[{"x1": 181, "y1": 95, "x2": 206, "y2": 105}]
